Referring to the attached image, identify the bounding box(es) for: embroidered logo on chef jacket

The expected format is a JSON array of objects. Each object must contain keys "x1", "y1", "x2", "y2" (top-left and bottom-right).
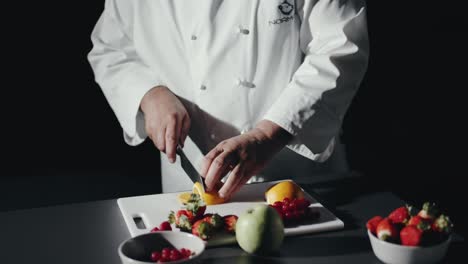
[{"x1": 269, "y1": 0, "x2": 294, "y2": 26}]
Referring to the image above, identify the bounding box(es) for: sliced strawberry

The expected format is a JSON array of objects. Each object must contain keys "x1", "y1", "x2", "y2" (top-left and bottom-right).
[
  {"x1": 185, "y1": 193, "x2": 207, "y2": 220},
  {"x1": 168, "y1": 210, "x2": 193, "y2": 231},
  {"x1": 376, "y1": 218, "x2": 398, "y2": 242},
  {"x1": 366, "y1": 216, "x2": 383, "y2": 235},
  {"x1": 202, "y1": 213, "x2": 223, "y2": 230},
  {"x1": 223, "y1": 215, "x2": 238, "y2": 234},
  {"x1": 400, "y1": 225, "x2": 423, "y2": 246},
  {"x1": 417, "y1": 202, "x2": 439, "y2": 220},
  {"x1": 191, "y1": 219, "x2": 214, "y2": 240},
  {"x1": 388, "y1": 206, "x2": 410, "y2": 224}
]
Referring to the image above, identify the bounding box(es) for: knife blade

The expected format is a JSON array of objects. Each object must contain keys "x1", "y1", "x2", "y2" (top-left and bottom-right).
[{"x1": 176, "y1": 145, "x2": 206, "y2": 193}]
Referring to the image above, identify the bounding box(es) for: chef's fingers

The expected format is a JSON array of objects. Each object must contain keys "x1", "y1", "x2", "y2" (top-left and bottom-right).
[
  {"x1": 218, "y1": 162, "x2": 245, "y2": 198},
  {"x1": 154, "y1": 126, "x2": 166, "y2": 153},
  {"x1": 228, "y1": 170, "x2": 253, "y2": 199},
  {"x1": 201, "y1": 147, "x2": 224, "y2": 178},
  {"x1": 205, "y1": 150, "x2": 237, "y2": 192},
  {"x1": 165, "y1": 115, "x2": 180, "y2": 163},
  {"x1": 179, "y1": 114, "x2": 191, "y2": 148}
]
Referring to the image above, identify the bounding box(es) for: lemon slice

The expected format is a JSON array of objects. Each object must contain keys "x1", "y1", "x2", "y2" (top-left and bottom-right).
[
  {"x1": 193, "y1": 182, "x2": 226, "y2": 205},
  {"x1": 177, "y1": 192, "x2": 192, "y2": 204}
]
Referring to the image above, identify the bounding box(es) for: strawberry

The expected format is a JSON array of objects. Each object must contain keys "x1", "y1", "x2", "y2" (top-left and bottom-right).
[
  {"x1": 185, "y1": 193, "x2": 207, "y2": 220},
  {"x1": 366, "y1": 216, "x2": 383, "y2": 235},
  {"x1": 191, "y1": 219, "x2": 215, "y2": 240},
  {"x1": 202, "y1": 213, "x2": 223, "y2": 230},
  {"x1": 388, "y1": 206, "x2": 410, "y2": 224},
  {"x1": 168, "y1": 210, "x2": 193, "y2": 231},
  {"x1": 223, "y1": 215, "x2": 238, "y2": 234},
  {"x1": 400, "y1": 225, "x2": 423, "y2": 246},
  {"x1": 407, "y1": 215, "x2": 431, "y2": 231},
  {"x1": 417, "y1": 202, "x2": 439, "y2": 220},
  {"x1": 376, "y1": 218, "x2": 398, "y2": 242},
  {"x1": 432, "y1": 214, "x2": 453, "y2": 234}
]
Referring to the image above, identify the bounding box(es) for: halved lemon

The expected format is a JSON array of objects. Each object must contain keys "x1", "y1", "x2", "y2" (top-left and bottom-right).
[
  {"x1": 265, "y1": 181, "x2": 305, "y2": 205},
  {"x1": 192, "y1": 182, "x2": 226, "y2": 205}
]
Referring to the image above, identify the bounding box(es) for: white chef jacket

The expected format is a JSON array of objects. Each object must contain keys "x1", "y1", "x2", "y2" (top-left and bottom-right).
[{"x1": 88, "y1": 0, "x2": 369, "y2": 192}]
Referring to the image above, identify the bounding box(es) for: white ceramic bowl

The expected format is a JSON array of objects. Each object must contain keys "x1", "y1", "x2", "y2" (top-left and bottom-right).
[
  {"x1": 118, "y1": 231, "x2": 205, "y2": 264},
  {"x1": 368, "y1": 230, "x2": 451, "y2": 264}
]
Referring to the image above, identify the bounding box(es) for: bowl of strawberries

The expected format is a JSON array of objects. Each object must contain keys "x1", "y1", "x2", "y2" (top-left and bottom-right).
[{"x1": 366, "y1": 202, "x2": 453, "y2": 264}]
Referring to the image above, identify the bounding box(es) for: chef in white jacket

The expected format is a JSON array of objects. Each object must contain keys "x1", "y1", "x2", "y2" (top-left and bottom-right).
[{"x1": 88, "y1": 0, "x2": 369, "y2": 197}]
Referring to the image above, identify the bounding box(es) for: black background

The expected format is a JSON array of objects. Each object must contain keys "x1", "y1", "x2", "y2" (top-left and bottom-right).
[{"x1": 1, "y1": 1, "x2": 466, "y2": 236}]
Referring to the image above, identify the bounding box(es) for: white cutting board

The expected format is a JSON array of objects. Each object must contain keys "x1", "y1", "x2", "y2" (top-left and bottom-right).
[{"x1": 118, "y1": 180, "x2": 344, "y2": 247}]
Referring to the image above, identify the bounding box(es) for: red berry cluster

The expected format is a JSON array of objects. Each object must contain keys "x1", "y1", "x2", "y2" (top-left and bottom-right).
[
  {"x1": 270, "y1": 197, "x2": 319, "y2": 225},
  {"x1": 150, "y1": 221, "x2": 173, "y2": 232},
  {"x1": 150, "y1": 247, "x2": 192, "y2": 262}
]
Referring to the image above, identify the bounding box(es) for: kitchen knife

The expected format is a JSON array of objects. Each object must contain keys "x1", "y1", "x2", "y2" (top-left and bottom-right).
[{"x1": 176, "y1": 145, "x2": 206, "y2": 193}]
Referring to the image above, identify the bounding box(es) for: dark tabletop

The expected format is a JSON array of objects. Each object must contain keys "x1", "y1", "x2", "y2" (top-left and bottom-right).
[{"x1": 0, "y1": 179, "x2": 464, "y2": 264}]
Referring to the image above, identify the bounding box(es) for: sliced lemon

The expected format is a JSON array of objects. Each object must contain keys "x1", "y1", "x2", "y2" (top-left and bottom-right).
[
  {"x1": 265, "y1": 181, "x2": 304, "y2": 205},
  {"x1": 193, "y1": 182, "x2": 226, "y2": 205},
  {"x1": 177, "y1": 192, "x2": 192, "y2": 204}
]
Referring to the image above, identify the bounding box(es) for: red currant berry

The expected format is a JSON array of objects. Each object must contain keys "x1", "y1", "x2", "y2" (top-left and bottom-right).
[
  {"x1": 170, "y1": 250, "x2": 181, "y2": 261},
  {"x1": 273, "y1": 201, "x2": 283, "y2": 207},
  {"x1": 288, "y1": 203, "x2": 297, "y2": 211},
  {"x1": 161, "y1": 248, "x2": 171, "y2": 256},
  {"x1": 151, "y1": 251, "x2": 161, "y2": 262},
  {"x1": 159, "y1": 221, "x2": 172, "y2": 231}
]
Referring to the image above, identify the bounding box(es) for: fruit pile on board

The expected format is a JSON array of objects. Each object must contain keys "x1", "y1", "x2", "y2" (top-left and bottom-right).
[
  {"x1": 366, "y1": 202, "x2": 454, "y2": 246},
  {"x1": 149, "y1": 247, "x2": 193, "y2": 263},
  {"x1": 149, "y1": 180, "x2": 321, "y2": 256},
  {"x1": 151, "y1": 193, "x2": 237, "y2": 241},
  {"x1": 265, "y1": 181, "x2": 320, "y2": 226}
]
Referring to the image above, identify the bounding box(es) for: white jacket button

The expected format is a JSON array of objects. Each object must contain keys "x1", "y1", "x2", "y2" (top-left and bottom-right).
[
  {"x1": 191, "y1": 35, "x2": 197, "y2": 40},
  {"x1": 200, "y1": 85, "x2": 206, "y2": 90},
  {"x1": 237, "y1": 26, "x2": 250, "y2": 35},
  {"x1": 243, "y1": 82, "x2": 255, "y2": 88}
]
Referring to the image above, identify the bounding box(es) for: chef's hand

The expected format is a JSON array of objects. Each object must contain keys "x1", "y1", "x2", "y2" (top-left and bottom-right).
[
  {"x1": 140, "y1": 86, "x2": 191, "y2": 163},
  {"x1": 201, "y1": 120, "x2": 292, "y2": 198}
]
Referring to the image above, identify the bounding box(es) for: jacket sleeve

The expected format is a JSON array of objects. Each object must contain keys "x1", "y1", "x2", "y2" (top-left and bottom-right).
[
  {"x1": 87, "y1": 0, "x2": 160, "y2": 146},
  {"x1": 263, "y1": 0, "x2": 369, "y2": 161}
]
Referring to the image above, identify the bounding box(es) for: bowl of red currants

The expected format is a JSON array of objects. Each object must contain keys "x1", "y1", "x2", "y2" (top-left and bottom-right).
[{"x1": 118, "y1": 231, "x2": 205, "y2": 263}]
